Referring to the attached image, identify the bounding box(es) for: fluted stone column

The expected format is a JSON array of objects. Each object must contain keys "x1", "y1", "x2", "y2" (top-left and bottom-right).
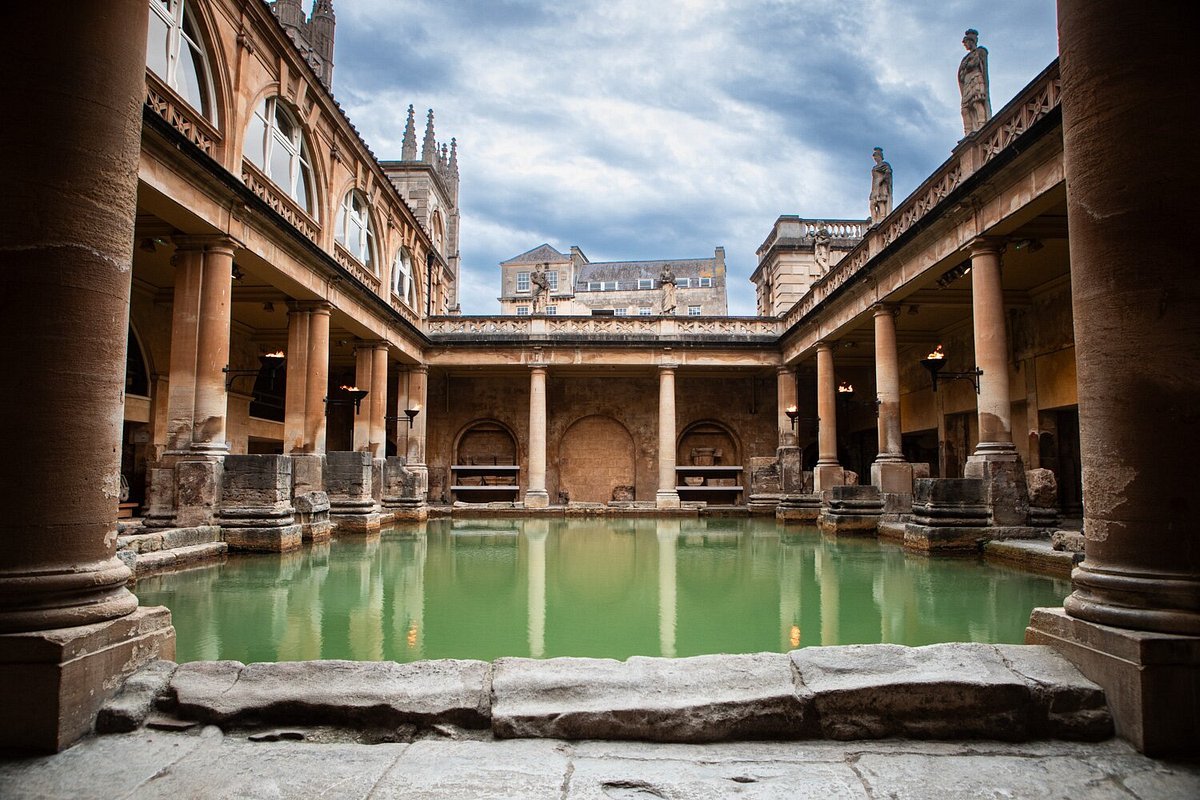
[
  {"x1": 0, "y1": 0, "x2": 174, "y2": 752},
  {"x1": 191, "y1": 239, "x2": 235, "y2": 452},
  {"x1": 1026, "y1": 0, "x2": 1200, "y2": 757},
  {"x1": 525, "y1": 365, "x2": 550, "y2": 508},
  {"x1": 656, "y1": 365, "x2": 681, "y2": 508},
  {"x1": 369, "y1": 342, "x2": 388, "y2": 460},
  {"x1": 871, "y1": 304, "x2": 912, "y2": 504},
  {"x1": 304, "y1": 305, "x2": 330, "y2": 454},
  {"x1": 964, "y1": 239, "x2": 1028, "y2": 526},
  {"x1": 283, "y1": 305, "x2": 310, "y2": 454},
  {"x1": 813, "y1": 343, "x2": 845, "y2": 491}
]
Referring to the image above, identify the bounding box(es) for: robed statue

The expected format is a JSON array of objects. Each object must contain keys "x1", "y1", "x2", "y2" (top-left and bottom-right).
[
  {"x1": 869, "y1": 148, "x2": 893, "y2": 224},
  {"x1": 659, "y1": 266, "x2": 677, "y2": 315},
  {"x1": 958, "y1": 28, "x2": 992, "y2": 135}
]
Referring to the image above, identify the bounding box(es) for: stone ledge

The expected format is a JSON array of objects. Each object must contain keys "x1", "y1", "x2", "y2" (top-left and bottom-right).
[
  {"x1": 491, "y1": 653, "x2": 812, "y2": 742},
  {"x1": 984, "y1": 539, "x2": 1081, "y2": 578},
  {"x1": 166, "y1": 659, "x2": 492, "y2": 731},
  {"x1": 129, "y1": 542, "x2": 228, "y2": 577},
  {"x1": 110, "y1": 644, "x2": 1110, "y2": 746}
]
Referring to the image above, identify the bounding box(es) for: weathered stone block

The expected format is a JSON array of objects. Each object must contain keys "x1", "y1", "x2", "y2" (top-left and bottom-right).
[
  {"x1": 291, "y1": 453, "x2": 325, "y2": 495},
  {"x1": 818, "y1": 485, "x2": 883, "y2": 537},
  {"x1": 491, "y1": 653, "x2": 813, "y2": 742},
  {"x1": 219, "y1": 456, "x2": 300, "y2": 552},
  {"x1": 174, "y1": 459, "x2": 221, "y2": 527},
  {"x1": 749, "y1": 457, "x2": 781, "y2": 495},
  {"x1": 142, "y1": 466, "x2": 176, "y2": 528},
  {"x1": 1051, "y1": 529, "x2": 1085, "y2": 553},
  {"x1": 294, "y1": 490, "x2": 332, "y2": 542},
  {"x1": 965, "y1": 456, "x2": 1030, "y2": 526},
  {"x1": 777, "y1": 493, "x2": 821, "y2": 523},
  {"x1": 792, "y1": 643, "x2": 1033, "y2": 740},
  {"x1": 994, "y1": 644, "x2": 1112, "y2": 740},
  {"x1": 778, "y1": 446, "x2": 803, "y2": 493},
  {"x1": 97, "y1": 659, "x2": 178, "y2": 733},
  {"x1": 167, "y1": 659, "x2": 491, "y2": 730},
  {"x1": 327, "y1": 451, "x2": 374, "y2": 500},
  {"x1": 381, "y1": 456, "x2": 423, "y2": 509}
]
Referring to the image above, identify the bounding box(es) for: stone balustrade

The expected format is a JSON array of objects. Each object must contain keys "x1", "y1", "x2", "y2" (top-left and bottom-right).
[
  {"x1": 240, "y1": 161, "x2": 319, "y2": 243},
  {"x1": 780, "y1": 60, "x2": 1062, "y2": 333},
  {"x1": 425, "y1": 314, "x2": 783, "y2": 342},
  {"x1": 145, "y1": 74, "x2": 218, "y2": 157},
  {"x1": 334, "y1": 242, "x2": 382, "y2": 290}
]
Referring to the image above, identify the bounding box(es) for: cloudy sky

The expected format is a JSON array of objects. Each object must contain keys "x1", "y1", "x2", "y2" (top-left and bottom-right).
[{"x1": 329, "y1": 0, "x2": 1059, "y2": 315}]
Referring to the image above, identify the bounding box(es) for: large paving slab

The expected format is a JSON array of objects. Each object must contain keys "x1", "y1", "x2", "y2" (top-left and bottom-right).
[
  {"x1": 492, "y1": 653, "x2": 812, "y2": 742},
  {"x1": 371, "y1": 738, "x2": 571, "y2": 799},
  {"x1": 790, "y1": 642, "x2": 1110, "y2": 741},
  {"x1": 167, "y1": 658, "x2": 492, "y2": 730}
]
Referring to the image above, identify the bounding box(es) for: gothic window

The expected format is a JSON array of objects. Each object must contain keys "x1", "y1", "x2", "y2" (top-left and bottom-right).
[
  {"x1": 243, "y1": 97, "x2": 315, "y2": 215},
  {"x1": 335, "y1": 191, "x2": 376, "y2": 270},
  {"x1": 431, "y1": 211, "x2": 445, "y2": 254},
  {"x1": 147, "y1": 1, "x2": 216, "y2": 122},
  {"x1": 392, "y1": 247, "x2": 416, "y2": 307}
]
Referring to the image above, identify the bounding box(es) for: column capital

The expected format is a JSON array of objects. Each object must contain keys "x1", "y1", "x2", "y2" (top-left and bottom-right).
[
  {"x1": 171, "y1": 233, "x2": 242, "y2": 254},
  {"x1": 871, "y1": 302, "x2": 899, "y2": 318},
  {"x1": 529, "y1": 363, "x2": 549, "y2": 373},
  {"x1": 407, "y1": 363, "x2": 429, "y2": 375},
  {"x1": 816, "y1": 340, "x2": 835, "y2": 353},
  {"x1": 776, "y1": 364, "x2": 797, "y2": 376},
  {"x1": 287, "y1": 299, "x2": 331, "y2": 314},
  {"x1": 658, "y1": 363, "x2": 678, "y2": 372},
  {"x1": 967, "y1": 236, "x2": 1005, "y2": 257}
]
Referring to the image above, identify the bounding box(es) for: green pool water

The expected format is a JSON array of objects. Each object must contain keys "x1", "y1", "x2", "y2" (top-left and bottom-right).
[{"x1": 133, "y1": 517, "x2": 1071, "y2": 664}]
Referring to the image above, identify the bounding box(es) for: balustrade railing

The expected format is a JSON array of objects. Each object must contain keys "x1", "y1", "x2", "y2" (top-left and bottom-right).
[
  {"x1": 145, "y1": 74, "x2": 218, "y2": 157},
  {"x1": 424, "y1": 315, "x2": 781, "y2": 340},
  {"x1": 240, "y1": 162, "x2": 320, "y2": 244}
]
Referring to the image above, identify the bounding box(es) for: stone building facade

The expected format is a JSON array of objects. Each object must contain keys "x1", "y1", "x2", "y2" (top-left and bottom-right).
[
  {"x1": 498, "y1": 244, "x2": 728, "y2": 316},
  {"x1": 2, "y1": 0, "x2": 1194, "y2": 761}
]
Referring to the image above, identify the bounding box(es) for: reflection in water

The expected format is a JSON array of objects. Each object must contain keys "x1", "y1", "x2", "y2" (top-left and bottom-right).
[{"x1": 134, "y1": 518, "x2": 1071, "y2": 664}]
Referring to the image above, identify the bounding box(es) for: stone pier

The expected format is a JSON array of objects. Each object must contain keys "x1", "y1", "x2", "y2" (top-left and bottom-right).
[
  {"x1": 818, "y1": 485, "x2": 884, "y2": 537},
  {"x1": 218, "y1": 455, "x2": 302, "y2": 552},
  {"x1": 327, "y1": 451, "x2": 382, "y2": 535}
]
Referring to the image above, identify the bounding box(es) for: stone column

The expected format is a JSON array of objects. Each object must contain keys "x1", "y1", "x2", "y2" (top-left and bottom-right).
[
  {"x1": 656, "y1": 365, "x2": 681, "y2": 508},
  {"x1": 657, "y1": 519, "x2": 680, "y2": 657},
  {"x1": 525, "y1": 365, "x2": 550, "y2": 508},
  {"x1": 776, "y1": 365, "x2": 802, "y2": 495},
  {"x1": 777, "y1": 366, "x2": 798, "y2": 448},
  {"x1": 0, "y1": 0, "x2": 174, "y2": 752},
  {"x1": 405, "y1": 366, "x2": 429, "y2": 501},
  {"x1": 190, "y1": 240, "x2": 235, "y2": 452},
  {"x1": 1026, "y1": 0, "x2": 1200, "y2": 758},
  {"x1": 304, "y1": 304, "x2": 330, "y2": 454},
  {"x1": 352, "y1": 343, "x2": 373, "y2": 453},
  {"x1": 163, "y1": 244, "x2": 203, "y2": 452},
  {"x1": 963, "y1": 239, "x2": 1028, "y2": 526},
  {"x1": 525, "y1": 520, "x2": 549, "y2": 658},
  {"x1": 871, "y1": 304, "x2": 912, "y2": 506},
  {"x1": 283, "y1": 304, "x2": 310, "y2": 454},
  {"x1": 369, "y1": 342, "x2": 389, "y2": 460},
  {"x1": 813, "y1": 343, "x2": 845, "y2": 491}
]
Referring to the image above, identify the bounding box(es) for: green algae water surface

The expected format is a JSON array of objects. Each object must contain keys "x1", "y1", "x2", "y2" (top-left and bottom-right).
[{"x1": 133, "y1": 517, "x2": 1071, "y2": 664}]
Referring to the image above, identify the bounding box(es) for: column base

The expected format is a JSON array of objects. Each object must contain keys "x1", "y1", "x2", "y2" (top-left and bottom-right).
[
  {"x1": 777, "y1": 493, "x2": 822, "y2": 523},
  {"x1": 0, "y1": 606, "x2": 175, "y2": 753},
  {"x1": 747, "y1": 494, "x2": 782, "y2": 514},
  {"x1": 222, "y1": 522, "x2": 302, "y2": 552},
  {"x1": 524, "y1": 490, "x2": 550, "y2": 509},
  {"x1": 965, "y1": 449, "x2": 1029, "y2": 526},
  {"x1": 655, "y1": 490, "x2": 681, "y2": 509},
  {"x1": 817, "y1": 485, "x2": 884, "y2": 537},
  {"x1": 813, "y1": 464, "x2": 845, "y2": 493},
  {"x1": 1026, "y1": 607, "x2": 1200, "y2": 757},
  {"x1": 294, "y1": 492, "x2": 332, "y2": 543}
]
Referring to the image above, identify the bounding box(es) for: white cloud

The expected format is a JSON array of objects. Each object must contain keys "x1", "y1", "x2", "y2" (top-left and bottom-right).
[{"x1": 333, "y1": 0, "x2": 1058, "y2": 315}]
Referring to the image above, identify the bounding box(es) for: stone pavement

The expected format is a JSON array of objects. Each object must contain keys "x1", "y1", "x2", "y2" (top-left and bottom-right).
[{"x1": 2, "y1": 726, "x2": 1199, "y2": 799}]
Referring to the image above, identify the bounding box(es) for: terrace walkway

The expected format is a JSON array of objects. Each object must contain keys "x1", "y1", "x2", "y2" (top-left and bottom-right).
[{"x1": 2, "y1": 728, "x2": 1197, "y2": 799}]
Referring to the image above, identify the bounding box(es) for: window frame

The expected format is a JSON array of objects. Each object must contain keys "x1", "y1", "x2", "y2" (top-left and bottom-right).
[
  {"x1": 545, "y1": 305, "x2": 557, "y2": 316},
  {"x1": 546, "y1": 271, "x2": 559, "y2": 291},
  {"x1": 516, "y1": 306, "x2": 530, "y2": 316},
  {"x1": 688, "y1": 305, "x2": 702, "y2": 316},
  {"x1": 638, "y1": 307, "x2": 652, "y2": 316},
  {"x1": 677, "y1": 278, "x2": 691, "y2": 288},
  {"x1": 614, "y1": 308, "x2": 628, "y2": 316},
  {"x1": 638, "y1": 278, "x2": 654, "y2": 290},
  {"x1": 391, "y1": 246, "x2": 416, "y2": 307},
  {"x1": 335, "y1": 190, "x2": 376, "y2": 271},
  {"x1": 698, "y1": 277, "x2": 713, "y2": 288},
  {"x1": 244, "y1": 96, "x2": 316, "y2": 216},
  {"x1": 516, "y1": 272, "x2": 530, "y2": 293},
  {"x1": 147, "y1": 0, "x2": 217, "y2": 123}
]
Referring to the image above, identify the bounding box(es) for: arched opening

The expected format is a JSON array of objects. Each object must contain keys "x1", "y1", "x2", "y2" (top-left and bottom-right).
[
  {"x1": 335, "y1": 190, "x2": 377, "y2": 272},
  {"x1": 558, "y1": 415, "x2": 636, "y2": 503},
  {"x1": 451, "y1": 420, "x2": 520, "y2": 503},
  {"x1": 243, "y1": 96, "x2": 316, "y2": 216},
  {"x1": 677, "y1": 420, "x2": 740, "y2": 467},
  {"x1": 146, "y1": 0, "x2": 217, "y2": 123}
]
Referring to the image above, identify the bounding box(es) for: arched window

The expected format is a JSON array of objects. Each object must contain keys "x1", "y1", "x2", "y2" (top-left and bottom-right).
[
  {"x1": 243, "y1": 97, "x2": 315, "y2": 215},
  {"x1": 431, "y1": 210, "x2": 445, "y2": 254},
  {"x1": 146, "y1": 0, "x2": 216, "y2": 122},
  {"x1": 392, "y1": 247, "x2": 416, "y2": 307},
  {"x1": 335, "y1": 191, "x2": 375, "y2": 270}
]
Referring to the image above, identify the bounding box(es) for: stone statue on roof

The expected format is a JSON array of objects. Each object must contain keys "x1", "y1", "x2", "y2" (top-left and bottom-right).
[
  {"x1": 530, "y1": 265, "x2": 550, "y2": 314},
  {"x1": 659, "y1": 266, "x2": 677, "y2": 315},
  {"x1": 869, "y1": 148, "x2": 893, "y2": 225},
  {"x1": 958, "y1": 28, "x2": 992, "y2": 136},
  {"x1": 813, "y1": 225, "x2": 832, "y2": 272}
]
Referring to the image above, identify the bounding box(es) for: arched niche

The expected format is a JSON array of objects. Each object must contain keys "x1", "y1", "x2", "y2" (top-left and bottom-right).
[
  {"x1": 557, "y1": 415, "x2": 636, "y2": 503},
  {"x1": 125, "y1": 325, "x2": 150, "y2": 398},
  {"x1": 455, "y1": 419, "x2": 518, "y2": 465},
  {"x1": 677, "y1": 420, "x2": 740, "y2": 467}
]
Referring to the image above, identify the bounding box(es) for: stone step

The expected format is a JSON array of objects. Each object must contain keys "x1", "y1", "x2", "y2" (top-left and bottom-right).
[
  {"x1": 130, "y1": 542, "x2": 228, "y2": 577},
  {"x1": 117, "y1": 525, "x2": 222, "y2": 554},
  {"x1": 144, "y1": 644, "x2": 1111, "y2": 744},
  {"x1": 984, "y1": 539, "x2": 1082, "y2": 579}
]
